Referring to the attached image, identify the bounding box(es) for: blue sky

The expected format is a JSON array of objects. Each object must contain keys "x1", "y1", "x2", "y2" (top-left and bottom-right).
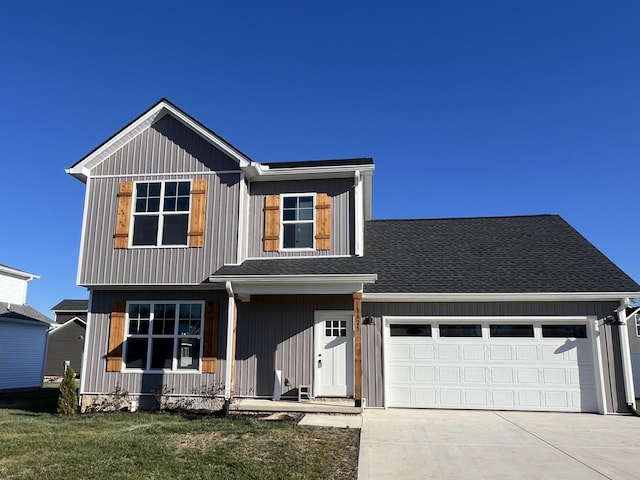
[{"x1": 1, "y1": 1, "x2": 638, "y2": 316}]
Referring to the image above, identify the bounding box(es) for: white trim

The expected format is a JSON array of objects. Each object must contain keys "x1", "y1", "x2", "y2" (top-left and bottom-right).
[
  {"x1": 383, "y1": 315, "x2": 593, "y2": 322},
  {"x1": 244, "y1": 163, "x2": 375, "y2": 182},
  {"x1": 363, "y1": 292, "x2": 640, "y2": 302},
  {"x1": 236, "y1": 172, "x2": 247, "y2": 264},
  {"x1": 66, "y1": 101, "x2": 252, "y2": 182},
  {"x1": 591, "y1": 316, "x2": 607, "y2": 414},
  {"x1": 237, "y1": 254, "x2": 354, "y2": 262},
  {"x1": 78, "y1": 283, "x2": 227, "y2": 289},
  {"x1": 77, "y1": 175, "x2": 91, "y2": 285},
  {"x1": 224, "y1": 282, "x2": 235, "y2": 400},
  {"x1": 280, "y1": 192, "x2": 316, "y2": 251},
  {"x1": 79, "y1": 291, "x2": 92, "y2": 397},
  {"x1": 616, "y1": 299, "x2": 636, "y2": 406},
  {"x1": 121, "y1": 300, "x2": 205, "y2": 374},
  {"x1": 354, "y1": 171, "x2": 363, "y2": 256},
  {"x1": 48, "y1": 316, "x2": 87, "y2": 335},
  {"x1": 209, "y1": 274, "x2": 377, "y2": 284},
  {"x1": 0, "y1": 264, "x2": 39, "y2": 281},
  {"x1": 91, "y1": 170, "x2": 240, "y2": 179}
]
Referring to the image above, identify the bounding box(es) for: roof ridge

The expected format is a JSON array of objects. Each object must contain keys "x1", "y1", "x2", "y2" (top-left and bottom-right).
[{"x1": 366, "y1": 214, "x2": 559, "y2": 223}]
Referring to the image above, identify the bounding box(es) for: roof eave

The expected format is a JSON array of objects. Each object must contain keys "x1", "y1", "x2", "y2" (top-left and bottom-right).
[{"x1": 362, "y1": 292, "x2": 640, "y2": 302}]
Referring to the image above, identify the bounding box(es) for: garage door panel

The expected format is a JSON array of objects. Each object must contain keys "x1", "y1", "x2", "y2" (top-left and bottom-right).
[{"x1": 386, "y1": 321, "x2": 597, "y2": 413}]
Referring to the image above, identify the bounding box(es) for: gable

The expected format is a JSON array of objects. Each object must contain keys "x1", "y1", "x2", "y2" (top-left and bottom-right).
[{"x1": 92, "y1": 115, "x2": 240, "y2": 176}]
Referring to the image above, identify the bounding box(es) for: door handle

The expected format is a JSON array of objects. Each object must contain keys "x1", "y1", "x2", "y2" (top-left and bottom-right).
[{"x1": 318, "y1": 359, "x2": 322, "y2": 368}]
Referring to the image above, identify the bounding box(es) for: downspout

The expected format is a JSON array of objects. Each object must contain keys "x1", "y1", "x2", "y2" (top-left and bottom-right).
[
  {"x1": 616, "y1": 298, "x2": 640, "y2": 416},
  {"x1": 224, "y1": 281, "x2": 235, "y2": 401}
]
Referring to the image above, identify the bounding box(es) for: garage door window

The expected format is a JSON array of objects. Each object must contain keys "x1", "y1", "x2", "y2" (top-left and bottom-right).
[
  {"x1": 390, "y1": 324, "x2": 432, "y2": 336},
  {"x1": 489, "y1": 324, "x2": 534, "y2": 338},
  {"x1": 439, "y1": 324, "x2": 481, "y2": 337},
  {"x1": 542, "y1": 324, "x2": 587, "y2": 338}
]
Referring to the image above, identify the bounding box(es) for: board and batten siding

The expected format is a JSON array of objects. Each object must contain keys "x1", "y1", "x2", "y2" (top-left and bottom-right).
[
  {"x1": 0, "y1": 320, "x2": 48, "y2": 390},
  {"x1": 360, "y1": 301, "x2": 626, "y2": 412},
  {"x1": 79, "y1": 173, "x2": 239, "y2": 285},
  {"x1": 84, "y1": 290, "x2": 229, "y2": 396},
  {"x1": 92, "y1": 115, "x2": 240, "y2": 176},
  {"x1": 234, "y1": 295, "x2": 353, "y2": 397},
  {"x1": 247, "y1": 179, "x2": 355, "y2": 258}
]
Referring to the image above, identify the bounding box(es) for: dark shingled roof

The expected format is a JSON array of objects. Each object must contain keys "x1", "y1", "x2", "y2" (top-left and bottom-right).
[
  {"x1": 262, "y1": 158, "x2": 374, "y2": 169},
  {"x1": 0, "y1": 302, "x2": 53, "y2": 325},
  {"x1": 213, "y1": 215, "x2": 640, "y2": 294},
  {"x1": 51, "y1": 299, "x2": 89, "y2": 312}
]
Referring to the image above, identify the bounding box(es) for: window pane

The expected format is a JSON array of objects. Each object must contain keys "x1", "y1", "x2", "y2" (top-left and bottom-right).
[
  {"x1": 283, "y1": 224, "x2": 297, "y2": 248},
  {"x1": 163, "y1": 197, "x2": 177, "y2": 212},
  {"x1": 490, "y1": 324, "x2": 534, "y2": 338},
  {"x1": 136, "y1": 183, "x2": 148, "y2": 197},
  {"x1": 439, "y1": 324, "x2": 482, "y2": 337},
  {"x1": 178, "y1": 182, "x2": 190, "y2": 195},
  {"x1": 150, "y1": 338, "x2": 174, "y2": 369},
  {"x1": 176, "y1": 197, "x2": 190, "y2": 212},
  {"x1": 162, "y1": 214, "x2": 189, "y2": 245},
  {"x1": 165, "y1": 182, "x2": 177, "y2": 196},
  {"x1": 129, "y1": 318, "x2": 149, "y2": 335},
  {"x1": 298, "y1": 207, "x2": 314, "y2": 220},
  {"x1": 294, "y1": 223, "x2": 313, "y2": 248},
  {"x1": 178, "y1": 338, "x2": 200, "y2": 369},
  {"x1": 125, "y1": 338, "x2": 148, "y2": 369},
  {"x1": 190, "y1": 303, "x2": 202, "y2": 319},
  {"x1": 542, "y1": 325, "x2": 587, "y2": 338},
  {"x1": 299, "y1": 196, "x2": 313, "y2": 209},
  {"x1": 390, "y1": 324, "x2": 432, "y2": 337},
  {"x1": 135, "y1": 199, "x2": 146, "y2": 212},
  {"x1": 132, "y1": 216, "x2": 159, "y2": 245},
  {"x1": 283, "y1": 197, "x2": 297, "y2": 208},
  {"x1": 148, "y1": 183, "x2": 161, "y2": 196},
  {"x1": 147, "y1": 198, "x2": 160, "y2": 212}
]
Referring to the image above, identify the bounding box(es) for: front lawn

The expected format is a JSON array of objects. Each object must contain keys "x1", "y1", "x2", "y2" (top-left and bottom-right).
[{"x1": 0, "y1": 389, "x2": 359, "y2": 480}]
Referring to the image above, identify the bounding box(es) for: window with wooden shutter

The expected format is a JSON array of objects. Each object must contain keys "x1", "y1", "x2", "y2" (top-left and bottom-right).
[
  {"x1": 202, "y1": 301, "x2": 219, "y2": 373},
  {"x1": 315, "y1": 193, "x2": 331, "y2": 250},
  {"x1": 106, "y1": 302, "x2": 126, "y2": 372},
  {"x1": 264, "y1": 194, "x2": 280, "y2": 252},
  {"x1": 114, "y1": 182, "x2": 133, "y2": 249},
  {"x1": 188, "y1": 178, "x2": 207, "y2": 247}
]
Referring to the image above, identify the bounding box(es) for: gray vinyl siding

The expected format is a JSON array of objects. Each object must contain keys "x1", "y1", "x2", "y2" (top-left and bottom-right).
[
  {"x1": 92, "y1": 115, "x2": 239, "y2": 176},
  {"x1": 79, "y1": 173, "x2": 239, "y2": 285},
  {"x1": 247, "y1": 179, "x2": 355, "y2": 257},
  {"x1": 45, "y1": 320, "x2": 86, "y2": 376},
  {"x1": 84, "y1": 290, "x2": 229, "y2": 396},
  {"x1": 234, "y1": 295, "x2": 352, "y2": 397},
  {"x1": 361, "y1": 301, "x2": 626, "y2": 412}
]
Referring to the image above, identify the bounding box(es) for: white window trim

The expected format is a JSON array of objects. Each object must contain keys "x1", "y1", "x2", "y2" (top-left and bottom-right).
[
  {"x1": 122, "y1": 300, "x2": 205, "y2": 373},
  {"x1": 279, "y1": 192, "x2": 316, "y2": 251},
  {"x1": 635, "y1": 314, "x2": 640, "y2": 336},
  {"x1": 129, "y1": 180, "x2": 192, "y2": 248}
]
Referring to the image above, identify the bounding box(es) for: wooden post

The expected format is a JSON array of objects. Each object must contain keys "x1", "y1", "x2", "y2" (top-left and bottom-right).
[
  {"x1": 353, "y1": 292, "x2": 363, "y2": 407},
  {"x1": 229, "y1": 294, "x2": 239, "y2": 400}
]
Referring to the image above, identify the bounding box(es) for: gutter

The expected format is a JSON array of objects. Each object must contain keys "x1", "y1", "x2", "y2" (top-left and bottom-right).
[{"x1": 617, "y1": 299, "x2": 640, "y2": 416}]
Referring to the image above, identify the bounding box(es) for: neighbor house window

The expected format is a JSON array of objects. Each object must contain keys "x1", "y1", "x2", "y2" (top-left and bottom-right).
[
  {"x1": 635, "y1": 314, "x2": 640, "y2": 336},
  {"x1": 282, "y1": 194, "x2": 314, "y2": 249},
  {"x1": 124, "y1": 302, "x2": 203, "y2": 371},
  {"x1": 132, "y1": 181, "x2": 191, "y2": 246}
]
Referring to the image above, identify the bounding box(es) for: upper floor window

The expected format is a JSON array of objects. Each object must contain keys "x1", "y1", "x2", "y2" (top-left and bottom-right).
[
  {"x1": 124, "y1": 301, "x2": 203, "y2": 371},
  {"x1": 282, "y1": 194, "x2": 314, "y2": 249},
  {"x1": 132, "y1": 181, "x2": 191, "y2": 246}
]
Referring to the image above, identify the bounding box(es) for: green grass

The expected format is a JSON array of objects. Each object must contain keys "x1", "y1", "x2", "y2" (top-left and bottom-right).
[{"x1": 0, "y1": 389, "x2": 359, "y2": 480}]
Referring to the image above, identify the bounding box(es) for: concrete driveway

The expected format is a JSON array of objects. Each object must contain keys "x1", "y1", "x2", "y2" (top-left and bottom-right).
[{"x1": 358, "y1": 409, "x2": 640, "y2": 479}]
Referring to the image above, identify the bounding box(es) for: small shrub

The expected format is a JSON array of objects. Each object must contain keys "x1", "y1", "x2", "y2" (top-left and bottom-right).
[{"x1": 57, "y1": 367, "x2": 78, "y2": 415}]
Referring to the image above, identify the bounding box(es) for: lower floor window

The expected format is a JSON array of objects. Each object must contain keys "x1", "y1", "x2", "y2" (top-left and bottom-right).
[{"x1": 124, "y1": 302, "x2": 203, "y2": 371}]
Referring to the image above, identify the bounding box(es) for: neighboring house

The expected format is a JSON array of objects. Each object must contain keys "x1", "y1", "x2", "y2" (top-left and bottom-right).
[
  {"x1": 66, "y1": 98, "x2": 640, "y2": 414},
  {"x1": 0, "y1": 263, "x2": 52, "y2": 390},
  {"x1": 45, "y1": 299, "x2": 88, "y2": 377}
]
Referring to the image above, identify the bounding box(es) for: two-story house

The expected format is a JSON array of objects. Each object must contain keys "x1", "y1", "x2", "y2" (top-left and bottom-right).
[
  {"x1": 45, "y1": 299, "x2": 88, "y2": 377},
  {"x1": 67, "y1": 99, "x2": 640, "y2": 414}
]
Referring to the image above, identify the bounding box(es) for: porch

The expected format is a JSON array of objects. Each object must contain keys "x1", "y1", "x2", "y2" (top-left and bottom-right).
[{"x1": 229, "y1": 397, "x2": 363, "y2": 414}]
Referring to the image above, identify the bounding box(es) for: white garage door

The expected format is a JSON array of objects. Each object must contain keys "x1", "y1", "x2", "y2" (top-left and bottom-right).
[{"x1": 386, "y1": 321, "x2": 597, "y2": 412}]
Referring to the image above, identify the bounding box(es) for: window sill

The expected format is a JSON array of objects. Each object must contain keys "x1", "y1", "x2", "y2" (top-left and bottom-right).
[
  {"x1": 126, "y1": 245, "x2": 190, "y2": 249},
  {"x1": 121, "y1": 369, "x2": 203, "y2": 374},
  {"x1": 279, "y1": 248, "x2": 316, "y2": 253}
]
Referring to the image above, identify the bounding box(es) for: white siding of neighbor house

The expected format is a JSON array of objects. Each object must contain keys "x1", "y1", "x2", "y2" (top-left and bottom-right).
[
  {"x1": 0, "y1": 274, "x2": 28, "y2": 304},
  {"x1": 0, "y1": 320, "x2": 48, "y2": 390}
]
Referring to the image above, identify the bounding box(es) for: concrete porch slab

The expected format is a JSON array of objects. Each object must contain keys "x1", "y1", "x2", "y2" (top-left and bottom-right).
[
  {"x1": 229, "y1": 398, "x2": 363, "y2": 414},
  {"x1": 298, "y1": 413, "x2": 363, "y2": 428}
]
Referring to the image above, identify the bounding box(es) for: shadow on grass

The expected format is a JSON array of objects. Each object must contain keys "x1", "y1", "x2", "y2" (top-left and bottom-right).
[{"x1": 0, "y1": 388, "x2": 59, "y2": 414}]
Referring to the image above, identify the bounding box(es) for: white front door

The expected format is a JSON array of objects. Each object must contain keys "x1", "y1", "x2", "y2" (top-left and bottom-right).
[{"x1": 314, "y1": 311, "x2": 354, "y2": 397}]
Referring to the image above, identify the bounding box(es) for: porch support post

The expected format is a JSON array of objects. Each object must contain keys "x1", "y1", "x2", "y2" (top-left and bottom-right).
[
  {"x1": 224, "y1": 282, "x2": 238, "y2": 401},
  {"x1": 353, "y1": 292, "x2": 363, "y2": 407}
]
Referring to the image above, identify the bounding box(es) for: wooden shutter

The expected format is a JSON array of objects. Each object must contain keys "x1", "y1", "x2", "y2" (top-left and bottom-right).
[
  {"x1": 114, "y1": 182, "x2": 133, "y2": 249},
  {"x1": 188, "y1": 178, "x2": 207, "y2": 247},
  {"x1": 264, "y1": 194, "x2": 280, "y2": 251},
  {"x1": 315, "y1": 193, "x2": 331, "y2": 250},
  {"x1": 106, "y1": 302, "x2": 125, "y2": 372},
  {"x1": 202, "y1": 301, "x2": 219, "y2": 373}
]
